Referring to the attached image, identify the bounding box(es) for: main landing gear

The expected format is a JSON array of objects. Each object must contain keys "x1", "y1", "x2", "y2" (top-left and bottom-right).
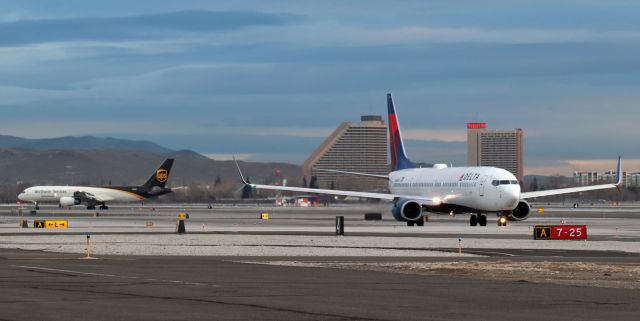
[
  {"x1": 406, "y1": 218, "x2": 425, "y2": 226},
  {"x1": 88, "y1": 204, "x2": 109, "y2": 210},
  {"x1": 470, "y1": 214, "x2": 487, "y2": 226}
]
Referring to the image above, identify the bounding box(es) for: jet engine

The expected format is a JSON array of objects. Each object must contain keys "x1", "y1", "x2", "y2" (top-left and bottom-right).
[
  {"x1": 391, "y1": 198, "x2": 423, "y2": 221},
  {"x1": 59, "y1": 196, "x2": 81, "y2": 207},
  {"x1": 509, "y1": 200, "x2": 531, "y2": 221}
]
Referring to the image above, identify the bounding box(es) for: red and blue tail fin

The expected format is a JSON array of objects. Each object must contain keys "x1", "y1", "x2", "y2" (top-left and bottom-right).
[{"x1": 387, "y1": 93, "x2": 415, "y2": 171}]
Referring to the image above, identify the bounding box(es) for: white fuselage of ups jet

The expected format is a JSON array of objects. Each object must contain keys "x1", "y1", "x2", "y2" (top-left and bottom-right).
[
  {"x1": 17, "y1": 158, "x2": 174, "y2": 210},
  {"x1": 18, "y1": 186, "x2": 144, "y2": 204}
]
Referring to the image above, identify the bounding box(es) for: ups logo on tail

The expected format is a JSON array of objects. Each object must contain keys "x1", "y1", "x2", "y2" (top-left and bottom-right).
[{"x1": 156, "y1": 169, "x2": 168, "y2": 183}]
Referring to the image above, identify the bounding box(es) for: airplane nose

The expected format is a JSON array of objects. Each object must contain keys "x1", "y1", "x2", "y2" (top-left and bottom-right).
[
  {"x1": 18, "y1": 193, "x2": 25, "y2": 201},
  {"x1": 504, "y1": 188, "x2": 520, "y2": 207}
]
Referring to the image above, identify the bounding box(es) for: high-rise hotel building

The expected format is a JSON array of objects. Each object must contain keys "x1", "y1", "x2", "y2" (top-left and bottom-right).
[
  {"x1": 467, "y1": 123, "x2": 524, "y2": 182},
  {"x1": 302, "y1": 115, "x2": 388, "y2": 191}
]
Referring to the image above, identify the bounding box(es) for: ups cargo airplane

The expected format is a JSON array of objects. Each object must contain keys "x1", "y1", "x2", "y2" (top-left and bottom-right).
[
  {"x1": 236, "y1": 94, "x2": 622, "y2": 226},
  {"x1": 18, "y1": 159, "x2": 175, "y2": 210}
]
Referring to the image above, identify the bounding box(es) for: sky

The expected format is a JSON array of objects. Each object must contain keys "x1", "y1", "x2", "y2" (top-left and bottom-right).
[{"x1": 0, "y1": 0, "x2": 639, "y2": 175}]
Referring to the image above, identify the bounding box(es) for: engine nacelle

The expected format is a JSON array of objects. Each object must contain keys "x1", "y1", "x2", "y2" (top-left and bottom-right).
[
  {"x1": 59, "y1": 196, "x2": 81, "y2": 207},
  {"x1": 391, "y1": 198, "x2": 423, "y2": 221},
  {"x1": 509, "y1": 200, "x2": 531, "y2": 221}
]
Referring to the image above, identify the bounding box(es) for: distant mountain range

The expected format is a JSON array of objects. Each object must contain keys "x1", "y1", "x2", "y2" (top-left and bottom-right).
[
  {"x1": 0, "y1": 135, "x2": 301, "y2": 186},
  {"x1": 0, "y1": 134, "x2": 575, "y2": 190},
  {"x1": 0, "y1": 135, "x2": 173, "y2": 154}
]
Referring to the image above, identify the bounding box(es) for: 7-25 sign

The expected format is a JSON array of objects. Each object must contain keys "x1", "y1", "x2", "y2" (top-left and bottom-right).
[{"x1": 534, "y1": 225, "x2": 587, "y2": 240}]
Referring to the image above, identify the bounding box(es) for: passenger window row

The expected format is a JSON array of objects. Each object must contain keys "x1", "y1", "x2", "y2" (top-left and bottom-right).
[{"x1": 491, "y1": 180, "x2": 518, "y2": 186}]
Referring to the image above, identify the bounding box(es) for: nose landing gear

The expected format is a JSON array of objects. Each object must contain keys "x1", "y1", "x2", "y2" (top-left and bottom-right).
[
  {"x1": 470, "y1": 214, "x2": 487, "y2": 226},
  {"x1": 498, "y1": 215, "x2": 508, "y2": 226}
]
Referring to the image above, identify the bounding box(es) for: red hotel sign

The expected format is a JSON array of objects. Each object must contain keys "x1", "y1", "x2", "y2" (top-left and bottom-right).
[
  {"x1": 466, "y1": 123, "x2": 487, "y2": 129},
  {"x1": 534, "y1": 225, "x2": 587, "y2": 240}
]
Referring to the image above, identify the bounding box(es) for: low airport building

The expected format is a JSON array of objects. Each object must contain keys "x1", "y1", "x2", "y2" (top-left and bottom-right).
[{"x1": 574, "y1": 170, "x2": 640, "y2": 188}]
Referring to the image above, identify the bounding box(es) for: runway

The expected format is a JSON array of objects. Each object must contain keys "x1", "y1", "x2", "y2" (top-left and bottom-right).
[
  {"x1": 1, "y1": 249, "x2": 639, "y2": 321},
  {"x1": 1, "y1": 204, "x2": 639, "y2": 320}
]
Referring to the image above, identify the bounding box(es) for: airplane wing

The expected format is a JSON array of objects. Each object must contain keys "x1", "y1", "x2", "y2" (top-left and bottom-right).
[
  {"x1": 250, "y1": 183, "x2": 386, "y2": 200},
  {"x1": 234, "y1": 158, "x2": 438, "y2": 205},
  {"x1": 521, "y1": 184, "x2": 618, "y2": 199},
  {"x1": 73, "y1": 191, "x2": 114, "y2": 204},
  {"x1": 520, "y1": 156, "x2": 622, "y2": 199},
  {"x1": 247, "y1": 183, "x2": 439, "y2": 205},
  {"x1": 314, "y1": 168, "x2": 389, "y2": 179}
]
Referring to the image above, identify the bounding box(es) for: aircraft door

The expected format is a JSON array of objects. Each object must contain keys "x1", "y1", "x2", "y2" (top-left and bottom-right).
[{"x1": 479, "y1": 175, "x2": 487, "y2": 197}]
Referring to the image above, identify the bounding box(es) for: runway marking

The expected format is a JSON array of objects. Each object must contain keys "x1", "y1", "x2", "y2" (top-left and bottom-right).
[
  {"x1": 12, "y1": 265, "x2": 117, "y2": 277},
  {"x1": 10, "y1": 265, "x2": 216, "y2": 287},
  {"x1": 463, "y1": 250, "x2": 518, "y2": 257}
]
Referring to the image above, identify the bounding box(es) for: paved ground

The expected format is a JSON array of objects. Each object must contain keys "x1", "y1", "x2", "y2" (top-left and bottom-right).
[
  {"x1": 1, "y1": 248, "x2": 639, "y2": 321},
  {"x1": 2, "y1": 204, "x2": 640, "y2": 241},
  {"x1": 1, "y1": 204, "x2": 639, "y2": 320}
]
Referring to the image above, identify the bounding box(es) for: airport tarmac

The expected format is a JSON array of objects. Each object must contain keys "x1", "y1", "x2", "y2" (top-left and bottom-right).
[
  {"x1": 1, "y1": 204, "x2": 640, "y2": 256},
  {"x1": 1, "y1": 204, "x2": 639, "y2": 320},
  {"x1": 1, "y1": 249, "x2": 639, "y2": 321}
]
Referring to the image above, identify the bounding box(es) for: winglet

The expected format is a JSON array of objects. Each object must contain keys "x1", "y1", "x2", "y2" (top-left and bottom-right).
[
  {"x1": 233, "y1": 156, "x2": 249, "y2": 185},
  {"x1": 615, "y1": 156, "x2": 622, "y2": 191}
]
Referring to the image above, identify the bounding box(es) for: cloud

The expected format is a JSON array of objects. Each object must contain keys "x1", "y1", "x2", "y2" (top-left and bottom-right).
[
  {"x1": 0, "y1": 85, "x2": 79, "y2": 106},
  {"x1": 0, "y1": 1, "x2": 638, "y2": 173},
  {"x1": 402, "y1": 129, "x2": 466, "y2": 142},
  {"x1": 0, "y1": 119, "x2": 171, "y2": 138},
  {"x1": 231, "y1": 127, "x2": 334, "y2": 138},
  {"x1": 0, "y1": 10, "x2": 301, "y2": 46},
  {"x1": 250, "y1": 24, "x2": 640, "y2": 47}
]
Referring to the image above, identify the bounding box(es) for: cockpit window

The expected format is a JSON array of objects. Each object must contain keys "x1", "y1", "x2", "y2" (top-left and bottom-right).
[
  {"x1": 510, "y1": 180, "x2": 518, "y2": 185},
  {"x1": 492, "y1": 180, "x2": 499, "y2": 186}
]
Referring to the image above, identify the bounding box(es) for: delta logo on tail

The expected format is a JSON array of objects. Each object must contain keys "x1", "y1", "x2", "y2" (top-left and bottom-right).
[{"x1": 387, "y1": 93, "x2": 415, "y2": 171}]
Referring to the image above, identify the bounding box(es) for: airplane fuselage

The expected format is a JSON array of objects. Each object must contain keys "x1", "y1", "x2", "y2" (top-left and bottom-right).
[
  {"x1": 239, "y1": 93, "x2": 620, "y2": 226},
  {"x1": 17, "y1": 158, "x2": 174, "y2": 209},
  {"x1": 18, "y1": 186, "x2": 146, "y2": 204},
  {"x1": 389, "y1": 166, "x2": 520, "y2": 213}
]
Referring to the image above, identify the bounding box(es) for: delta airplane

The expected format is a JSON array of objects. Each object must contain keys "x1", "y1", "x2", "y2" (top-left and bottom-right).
[
  {"x1": 236, "y1": 94, "x2": 622, "y2": 226},
  {"x1": 18, "y1": 159, "x2": 175, "y2": 210}
]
